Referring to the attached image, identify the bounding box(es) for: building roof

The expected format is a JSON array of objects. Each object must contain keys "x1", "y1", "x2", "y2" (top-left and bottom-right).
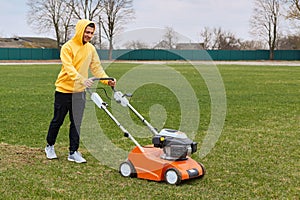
[
  {"x1": 0, "y1": 37, "x2": 57, "y2": 48},
  {"x1": 176, "y1": 43, "x2": 204, "y2": 50}
]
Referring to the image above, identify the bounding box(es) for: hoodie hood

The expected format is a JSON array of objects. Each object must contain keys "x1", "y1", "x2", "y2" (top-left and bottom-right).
[{"x1": 72, "y1": 19, "x2": 95, "y2": 45}]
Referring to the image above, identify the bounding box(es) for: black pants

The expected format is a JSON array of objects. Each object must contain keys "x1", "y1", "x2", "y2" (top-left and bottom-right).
[{"x1": 46, "y1": 91, "x2": 86, "y2": 152}]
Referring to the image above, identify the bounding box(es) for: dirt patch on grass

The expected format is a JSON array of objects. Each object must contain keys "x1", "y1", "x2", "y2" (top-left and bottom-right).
[{"x1": 0, "y1": 143, "x2": 46, "y2": 171}]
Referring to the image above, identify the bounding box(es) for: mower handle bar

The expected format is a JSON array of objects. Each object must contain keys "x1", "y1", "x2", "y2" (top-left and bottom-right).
[
  {"x1": 91, "y1": 77, "x2": 116, "y2": 90},
  {"x1": 91, "y1": 77, "x2": 115, "y2": 82},
  {"x1": 85, "y1": 77, "x2": 115, "y2": 95}
]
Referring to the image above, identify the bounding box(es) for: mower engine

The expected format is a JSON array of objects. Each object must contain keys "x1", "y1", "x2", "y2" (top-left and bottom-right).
[{"x1": 152, "y1": 129, "x2": 197, "y2": 161}]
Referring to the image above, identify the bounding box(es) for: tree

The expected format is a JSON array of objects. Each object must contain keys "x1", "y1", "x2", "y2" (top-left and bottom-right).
[
  {"x1": 60, "y1": 2, "x2": 75, "y2": 44},
  {"x1": 278, "y1": 34, "x2": 300, "y2": 49},
  {"x1": 200, "y1": 27, "x2": 213, "y2": 49},
  {"x1": 162, "y1": 26, "x2": 178, "y2": 49},
  {"x1": 240, "y1": 40, "x2": 266, "y2": 50},
  {"x1": 27, "y1": 0, "x2": 74, "y2": 48},
  {"x1": 66, "y1": 0, "x2": 103, "y2": 47},
  {"x1": 217, "y1": 30, "x2": 241, "y2": 50},
  {"x1": 101, "y1": 0, "x2": 134, "y2": 59},
  {"x1": 124, "y1": 40, "x2": 149, "y2": 49},
  {"x1": 283, "y1": 0, "x2": 300, "y2": 35},
  {"x1": 152, "y1": 27, "x2": 179, "y2": 49},
  {"x1": 250, "y1": 0, "x2": 280, "y2": 60},
  {"x1": 67, "y1": 0, "x2": 102, "y2": 20},
  {"x1": 27, "y1": 0, "x2": 134, "y2": 53},
  {"x1": 284, "y1": 0, "x2": 300, "y2": 20},
  {"x1": 199, "y1": 27, "x2": 242, "y2": 50}
]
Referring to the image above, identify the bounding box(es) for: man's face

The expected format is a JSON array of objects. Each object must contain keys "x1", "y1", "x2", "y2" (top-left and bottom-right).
[{"x1": 83, "y1": 26, "x2": 94, "y2": 44}]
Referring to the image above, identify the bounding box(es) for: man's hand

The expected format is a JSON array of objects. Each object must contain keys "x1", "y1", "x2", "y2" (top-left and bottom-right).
[
  {"x1": 85, "y1": 77, "x2": 116, "y2": 88},
  {"x1": 108, "y1": 79, "x2": 116, "y2": 87},
  {"x1": 84, "y1": 78, "x2": 94, "y2": 88}
]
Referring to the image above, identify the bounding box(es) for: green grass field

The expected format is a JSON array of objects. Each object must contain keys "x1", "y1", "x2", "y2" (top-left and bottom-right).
[{"x1": 0, "y1": 62, "x2": 299, "y2": 199}]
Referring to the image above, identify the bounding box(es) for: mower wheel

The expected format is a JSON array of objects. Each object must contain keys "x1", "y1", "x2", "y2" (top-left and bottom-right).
[
  {"x1": 119, "y1": 161, "x2": 136, "y2": 178},
  {"x1": 164, "y1": 168, "x2": 181, "y2": 185},
  {"x1": 197, "y1": 162, "x2": 206, "y2": 178}
]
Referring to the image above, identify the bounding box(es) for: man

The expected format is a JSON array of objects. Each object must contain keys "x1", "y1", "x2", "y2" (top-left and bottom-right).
[{"x1": 45, "y1": 19, "x2": 116, "y2": 163}]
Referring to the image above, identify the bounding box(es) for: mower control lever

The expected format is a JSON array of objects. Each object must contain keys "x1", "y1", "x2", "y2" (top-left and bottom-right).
[{"x1": 123, "y1": 93, "x2": 132, "y2": 98}]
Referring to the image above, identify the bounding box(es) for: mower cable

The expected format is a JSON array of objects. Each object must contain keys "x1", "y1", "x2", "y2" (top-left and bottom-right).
[{"x1": 96, "y1": 87, "x2": 112, "y2": 101}]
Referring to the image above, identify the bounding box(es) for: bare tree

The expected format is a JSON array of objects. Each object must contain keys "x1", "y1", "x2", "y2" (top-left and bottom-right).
[
  {"x1": 278, "y1": 34, "x2": 300, "y2": 49},
  {"x1": 200, "y1": 27, "x2": 213, "y2": 49},
  {"x1": 124, "y1": 40, "x2": 149, "y2": 49},
  {"x1": 211, "y1": 28, "x2": 222, "y2": 50},
  {"x1": 101, "y1": 0, "x2": 134, "y2": 60},
  {"x1": 284, "y1": 0, "x2": 300, "y2": 20},
  {"x1": 27, "y1": 0, "x2": 134, "y2": 52},
  {"x1": 240, "y1": 40, "x2": 266, "y2": 50},
  {"x1": 60, "y1": 2, "x2": 75, "y2": 44},
  {"x1": 67, "y1": 0, "x2": 102, "y2": 20},
  {"x1": 162, "y1": 26, "x2": 178, "y2": 49},
  {"x1": 66, "y1": 0, "x2": 103, "y2": 47},
  {"x1": 200, "y1": 27, "x2": 241, "y2": 50},
  {"x1": 219, "y1": 32, "x2": 242, "y2": 50},
  {"x1": 250, "y1": 0, "x2": 280, "y2": 60},
  {"x1": 27, "y1": 0, "x2": 74, "y2": 48}
]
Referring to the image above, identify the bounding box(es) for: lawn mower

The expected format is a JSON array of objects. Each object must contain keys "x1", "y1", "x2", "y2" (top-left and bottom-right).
[{"x1": 88, "y1": 78, "x2": 205, "y2": 185}]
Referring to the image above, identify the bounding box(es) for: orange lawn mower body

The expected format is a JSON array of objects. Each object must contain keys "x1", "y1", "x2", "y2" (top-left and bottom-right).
[{"x1": 121, "y1": 143, "x2": 205, "y2": 184}]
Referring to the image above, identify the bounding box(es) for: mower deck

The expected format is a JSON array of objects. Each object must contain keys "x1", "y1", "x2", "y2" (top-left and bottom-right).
[{"x1": 123, "y1": 145, "x2": 205, "y2": 184}]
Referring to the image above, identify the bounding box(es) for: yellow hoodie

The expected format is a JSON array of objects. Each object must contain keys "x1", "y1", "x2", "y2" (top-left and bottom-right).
[{"x1": 55, "y1": 19, "x2": 109, "y2": 93}]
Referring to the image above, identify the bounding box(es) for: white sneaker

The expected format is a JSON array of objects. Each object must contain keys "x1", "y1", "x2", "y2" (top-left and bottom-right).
[
  {"x1": 68, "y1": 151, "x2": 86, "y2": 163},
  {"x1": 45, "y1": 145, "x2": 57, "y2": 159}
]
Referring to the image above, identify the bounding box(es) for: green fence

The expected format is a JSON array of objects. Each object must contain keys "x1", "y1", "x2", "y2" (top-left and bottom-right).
[
  {"x1": 0, "y1": 48, "x2": 299, "y2": 61},
  {"x1": 0, "y1": 48, "x2": 60, "y2": 60},
  {"x1": 99, "y1": 49, "x2": 300, "y2": 61}
]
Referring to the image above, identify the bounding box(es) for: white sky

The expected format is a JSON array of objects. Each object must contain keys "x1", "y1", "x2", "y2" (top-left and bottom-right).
[
  {"x1": 0, "y1": 0, "x2": 286, "y2": 43},
  {"x1": 127, "y1": 0, "x2": 254, "y2": 41}
]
